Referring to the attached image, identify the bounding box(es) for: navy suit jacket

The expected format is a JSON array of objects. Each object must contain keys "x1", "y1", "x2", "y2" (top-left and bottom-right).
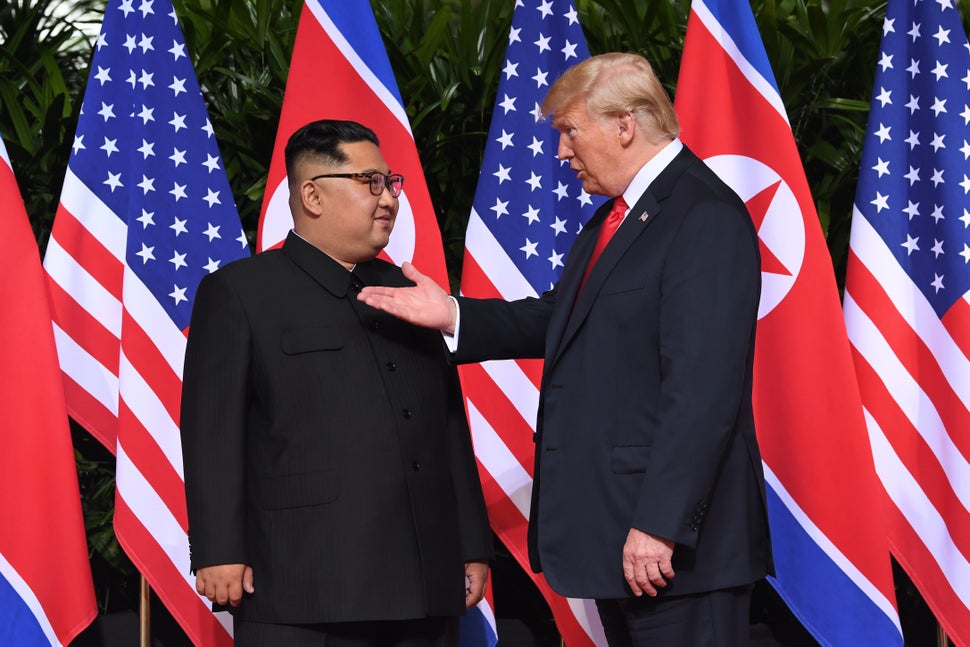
[
  {"x1": 455, "y1": 146, "x2": 771, "y2": 599},
  {"x1": 181, "y1": 232, "x2": 492, "y2": 622}
]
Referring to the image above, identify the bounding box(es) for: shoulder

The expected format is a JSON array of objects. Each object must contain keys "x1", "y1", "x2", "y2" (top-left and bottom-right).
[
  {"x1": 195, "y1": 250, "x2": 292, "y2": 303},
  {"x1": 207, "y1": 248, "x2": 285, "y2": 281}
]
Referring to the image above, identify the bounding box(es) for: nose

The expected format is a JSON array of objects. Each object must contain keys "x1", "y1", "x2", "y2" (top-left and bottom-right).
[
  {"x1": 377, "y1": 183, "x2": 397, "y2": 206},
  {"x1": 557, "y1": 135, "x2": 573, "y2": 161}
]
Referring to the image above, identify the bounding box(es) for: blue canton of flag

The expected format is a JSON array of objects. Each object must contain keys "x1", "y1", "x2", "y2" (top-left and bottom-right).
[
  {"x1": 470, "y1": 0, "x2": 604, "y2": 295},
  {"x1": 71, "y1": 0, "x2": 249, "y2": 330},
  {"x1": 855, "y1": 0, "x2": 970, "y2": 314}
]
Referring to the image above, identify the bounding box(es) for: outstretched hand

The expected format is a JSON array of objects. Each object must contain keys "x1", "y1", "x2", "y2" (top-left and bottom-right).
[{"x1": 357, "y1": 262, "x2": 457, "y2": 333}]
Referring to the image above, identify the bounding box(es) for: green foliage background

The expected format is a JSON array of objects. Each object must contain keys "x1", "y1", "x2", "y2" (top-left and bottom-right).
[{"x1": 2, "y1": 0, "x2": 968, "y2": 637}]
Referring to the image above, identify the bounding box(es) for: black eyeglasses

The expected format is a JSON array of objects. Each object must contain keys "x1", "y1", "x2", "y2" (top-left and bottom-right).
[{"x1": 310, "y1": 171, "x2": 405, "y2": 198}]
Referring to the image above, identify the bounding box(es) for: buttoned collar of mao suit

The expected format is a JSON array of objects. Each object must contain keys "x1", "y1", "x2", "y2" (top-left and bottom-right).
[{"x1": 283, "y1": 229, "x2": 372, "y2": 298}]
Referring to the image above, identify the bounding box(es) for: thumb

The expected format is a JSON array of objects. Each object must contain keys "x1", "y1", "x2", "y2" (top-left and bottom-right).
[
  {"x1": 401, "y1": 261, "x2": 424, "y2": 283},
  {"x1": 243, "y1": 566, "x2": 255, "y2": 593}
]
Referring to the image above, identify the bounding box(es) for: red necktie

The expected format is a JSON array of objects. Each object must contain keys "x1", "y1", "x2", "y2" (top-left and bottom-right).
[{"x1": 578, "y1": 196, "x2": 628, "y2": 294}]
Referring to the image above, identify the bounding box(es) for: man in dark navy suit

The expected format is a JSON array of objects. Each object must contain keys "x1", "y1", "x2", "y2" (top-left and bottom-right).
[
  {"x1": 180, "y1": 119, "x2": 492, "y2": 647},
  {"x1": 359, "y1": 54, "x2": 772, "y2": 646}
]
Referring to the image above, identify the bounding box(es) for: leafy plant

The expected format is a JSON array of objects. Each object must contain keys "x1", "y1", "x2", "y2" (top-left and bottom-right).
[{"x1": 0, "y1": 0, "x2": 100, "y2": 247}]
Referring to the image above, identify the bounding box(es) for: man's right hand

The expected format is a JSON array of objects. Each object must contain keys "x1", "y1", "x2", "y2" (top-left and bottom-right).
[
  {"x1": 357, "y1": 262, "x2": 457, "y2": 334},
  {"x1": 195, "y1": 563, "x2": 253, "y2": 607}
]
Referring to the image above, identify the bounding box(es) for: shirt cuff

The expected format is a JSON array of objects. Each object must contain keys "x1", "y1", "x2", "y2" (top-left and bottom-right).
[{"x1": 443, "y1": 295, "x2": 460, "y2": 353}]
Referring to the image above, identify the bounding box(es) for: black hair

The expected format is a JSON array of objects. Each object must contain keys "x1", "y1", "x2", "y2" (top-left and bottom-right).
[{"x1": 284, "y1": 120, "x2": 380, "y2": 179}]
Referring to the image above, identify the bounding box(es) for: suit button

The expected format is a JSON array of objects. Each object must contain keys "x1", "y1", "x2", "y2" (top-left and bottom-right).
[
  {"x1": 412, "y1": 461, "x2": 421, "y2": 471},
  {"x1": 386, "y1": 362, "x2": 397, "y2": 371},
  {"x1": 372, "y1": 321, "x2": 381, "y2": 330},
  {"x1": 402, "y1": 409, "x2": 413, "y2": 419}
]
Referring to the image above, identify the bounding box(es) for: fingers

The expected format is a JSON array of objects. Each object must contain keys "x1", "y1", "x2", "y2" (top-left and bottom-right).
[
  {"x1": 243, "y1": 566, "x2": 255, "y2": 594},
  {"x1": 658, "y1": 559, "x2": 675, "y2": 581},
  {"x1": 624, "y1": 558, "x2": 673, "y2": 597},
  {"x1": 622, "y1": 529, "x2": 676, "y2": 596},
  {"x1": 401, "y1": 261, "x2": 422, "y2": 281},
  {"x1": 194, "y1": 564, "x2": 251, "y2": 607},
  {"x1": 464, "y1": 561, "x2": 489, "y2": 608}
]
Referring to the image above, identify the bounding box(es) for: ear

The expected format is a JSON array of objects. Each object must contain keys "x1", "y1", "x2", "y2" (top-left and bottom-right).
[
  {"x1": 299, "y1": 179, "x2": 325, "y2": 217},
  {"x1": 616, "y1": 111, "x2": 636, "y2": 147}
]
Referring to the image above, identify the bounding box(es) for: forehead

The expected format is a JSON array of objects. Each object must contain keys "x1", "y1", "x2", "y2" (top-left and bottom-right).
[
  {"x1": 551, "y1": 98, "x2": 592, "y2": 131},
  {"x1": 337, "y1": 140, "x2": 389, "y2": 171}
]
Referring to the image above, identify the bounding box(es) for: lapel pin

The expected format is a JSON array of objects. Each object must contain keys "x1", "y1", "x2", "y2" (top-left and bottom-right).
[{"x1": 639, "y1": 211, "x2": 648, "y2": 222}]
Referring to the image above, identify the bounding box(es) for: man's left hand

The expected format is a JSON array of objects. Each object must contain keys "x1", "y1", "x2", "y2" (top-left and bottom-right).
[
  {"x1": 464, "y1": 560, "x2": 489, "y2": 608},
  {"x1": 623, "y1": 528, "x2": 675, "y2": 597}
]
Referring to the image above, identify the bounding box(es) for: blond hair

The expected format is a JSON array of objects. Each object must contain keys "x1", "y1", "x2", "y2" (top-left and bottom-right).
[{"x1": 542, "y1": 52, "x2": 680, "y2": 141}]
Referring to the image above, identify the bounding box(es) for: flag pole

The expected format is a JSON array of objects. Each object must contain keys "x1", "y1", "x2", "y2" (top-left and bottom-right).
[
  {"x1": 140, "y1": 575, "x2": 150, "y2": 647},
  {"x1": 937, "y1": 623, "x2": 949, "y2": 647}
]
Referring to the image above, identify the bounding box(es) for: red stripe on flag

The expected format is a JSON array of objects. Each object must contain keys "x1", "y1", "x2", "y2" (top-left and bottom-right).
[
  {"x1": 114, "y1": 497, "x2": 232, "y2": 647},
  {"x1": 121, "y1": 310, "x2": 183, "y2": 425},
  {"x1": 460, "y1": 253, "x2": 544, "y2": 390},
  {"x1": 47, "y1": 278, "x2": 120, "y2": 373},
  {"x1": 850, "y1": 348, "x2": 970, "y2": 554},
  {"x1": 847, "y1": 251, "x2": 970, "y2": 459},
  {"x1": 476, "y1": 468, "x2": 529, "y2": 554},
  {"x1": 886, "y1": 500, "x2": 970, "y2": 645},
  {"x1": 461, "y1": 365, "x2": 537, "y2": 475},
  {"x1": 61, "y1": 372, "x2": 118, "y2": 451},
  {"x1": 117, "y1": 402, "x2": 189, "y2": 531},
  {"x1": 460, "y1": 250, "x2": 502, "y2": 299},
  {"x1": 941, "y1": 297, "x2": 970, "y2": 366},
  {"x1": 50, "y1": 205, "x2": 124, "y2": 299}
]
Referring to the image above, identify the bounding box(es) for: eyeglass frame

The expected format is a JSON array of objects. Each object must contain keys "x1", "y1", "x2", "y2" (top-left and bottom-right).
[{"x1": 309, "y1": 171, "x2": 405, "y2": 198}]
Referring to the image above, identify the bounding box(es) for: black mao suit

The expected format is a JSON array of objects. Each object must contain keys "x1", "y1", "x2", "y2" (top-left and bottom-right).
[
  {"x1": 454, "y1": 145, "x2": 771, "y2": 600},
  {"x1": 180, "y1": 231, "x2": 492, "y2": 623}
]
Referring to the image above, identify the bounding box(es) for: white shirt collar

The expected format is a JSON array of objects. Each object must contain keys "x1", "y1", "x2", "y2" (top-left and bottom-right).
[{"x1": 620, "y1": 138, "x2": 683, "y2": 210}]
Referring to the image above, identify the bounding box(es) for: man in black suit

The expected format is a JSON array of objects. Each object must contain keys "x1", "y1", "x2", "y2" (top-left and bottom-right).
[
  {"x1": 180, "y1": 119, "x2": 492, "y2": 647},
  {"x1": 359, "y1": 53, "x2": 772, "y2": 646}
]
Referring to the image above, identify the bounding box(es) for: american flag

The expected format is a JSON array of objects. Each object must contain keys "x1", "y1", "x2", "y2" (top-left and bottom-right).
[
  {"x1": 1, "y1": 137, "x2": 96, "y2": 646},
  {"x1": 844, "y1": 0, "x2": 970, "y2": 642},
  {"x1": 42, "y1": 0, "x2": 249, "y2": 644},
  {"x1": 675, "y1": 0, "x2": 904, "y2": 643},
  {"x1": 457, "y1": 1, "x2": 606, "y2": 644}
]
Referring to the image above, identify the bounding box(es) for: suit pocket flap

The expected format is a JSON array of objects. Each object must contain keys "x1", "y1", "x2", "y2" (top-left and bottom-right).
[
  {"x1": 261, "y1": 470, "x2": 339, "y2": 509},
  {"x1": 281, "y1": 326, "x2": 343, "y2": 354},
  {"x1": 611, "y1": 444, "x2": 651, "y2": 474}
]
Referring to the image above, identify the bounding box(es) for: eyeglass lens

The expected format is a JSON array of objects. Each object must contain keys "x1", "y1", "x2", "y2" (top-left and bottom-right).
[{"x1": 371, "y1": 173, "x2": 404, "y2": 197}]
